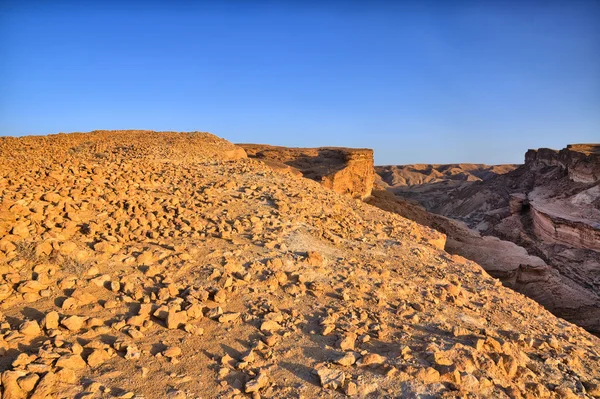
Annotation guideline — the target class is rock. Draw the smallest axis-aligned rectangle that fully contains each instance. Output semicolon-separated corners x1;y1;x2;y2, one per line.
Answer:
206;307;223;319
163;346;182;358
19;320;41;337
338;332;357;351
415;367;440;384
432;351;453;366
260;320;282;333
12;222;30;238
28;371;56;399
58;241;77;255
357;353;385;367
87;349;111;367
61;315;86;331
245;371;269;393
94;241;121;254
0;284;14;301
2;370;28;399
213;289;227;304
35;241;53;257
344;381;358;396
17;281;47;294
166;310;188;329
124;345;141;360
0;239;17;253
335;351;361;366
218;312;240;323
17;373;39;392
12;353;34;368
306;251;324;267
137;251;154;265
317;367;345;390
55;354;87;370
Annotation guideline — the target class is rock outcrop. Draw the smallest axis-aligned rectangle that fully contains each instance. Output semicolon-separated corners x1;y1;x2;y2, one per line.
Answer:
366;188;600;333
240;144;375;199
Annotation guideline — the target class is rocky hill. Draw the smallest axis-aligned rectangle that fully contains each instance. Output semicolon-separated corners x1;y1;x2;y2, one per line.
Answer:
0;131;599;399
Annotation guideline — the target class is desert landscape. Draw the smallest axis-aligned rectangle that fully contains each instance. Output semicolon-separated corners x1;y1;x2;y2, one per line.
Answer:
0;130;598;399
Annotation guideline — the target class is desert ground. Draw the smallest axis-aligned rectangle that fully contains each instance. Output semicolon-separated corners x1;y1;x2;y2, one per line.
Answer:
0;131;599;399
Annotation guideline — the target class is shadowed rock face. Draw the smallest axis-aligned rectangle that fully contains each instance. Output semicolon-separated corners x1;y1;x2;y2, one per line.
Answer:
376;144;600;335
239;144;375;200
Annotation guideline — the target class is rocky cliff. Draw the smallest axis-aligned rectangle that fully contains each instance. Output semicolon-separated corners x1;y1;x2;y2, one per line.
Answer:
239;144;375;200
529;202;600;251
525;144;600;183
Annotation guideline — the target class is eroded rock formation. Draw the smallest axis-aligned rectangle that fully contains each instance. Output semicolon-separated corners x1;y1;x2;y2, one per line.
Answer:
240;144;375;200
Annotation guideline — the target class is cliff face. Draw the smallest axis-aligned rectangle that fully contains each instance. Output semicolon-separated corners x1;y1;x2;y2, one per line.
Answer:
525;144;600;183
239;144;375;200
529;203;600;251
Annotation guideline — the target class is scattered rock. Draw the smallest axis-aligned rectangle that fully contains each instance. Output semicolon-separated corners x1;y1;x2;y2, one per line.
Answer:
317;367;345;390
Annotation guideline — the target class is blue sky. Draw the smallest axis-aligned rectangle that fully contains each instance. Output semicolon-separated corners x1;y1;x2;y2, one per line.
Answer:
1;0;598;164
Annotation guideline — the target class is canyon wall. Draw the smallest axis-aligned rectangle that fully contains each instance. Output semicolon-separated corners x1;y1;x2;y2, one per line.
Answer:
529;203;600;251
525;144;600;183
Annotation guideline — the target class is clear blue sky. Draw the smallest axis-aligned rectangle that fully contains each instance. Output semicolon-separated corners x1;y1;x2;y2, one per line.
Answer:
1;0;598;164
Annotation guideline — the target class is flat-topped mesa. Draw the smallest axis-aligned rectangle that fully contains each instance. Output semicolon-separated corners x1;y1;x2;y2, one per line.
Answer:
239;144;375;200
525;143;600;183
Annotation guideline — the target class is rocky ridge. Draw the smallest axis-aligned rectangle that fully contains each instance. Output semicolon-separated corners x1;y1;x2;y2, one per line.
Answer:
377;164;519;187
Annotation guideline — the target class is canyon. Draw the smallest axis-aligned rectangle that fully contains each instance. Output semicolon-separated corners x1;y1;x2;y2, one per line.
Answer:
0;131;598;399
245;142;600;336
375;145;600;335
